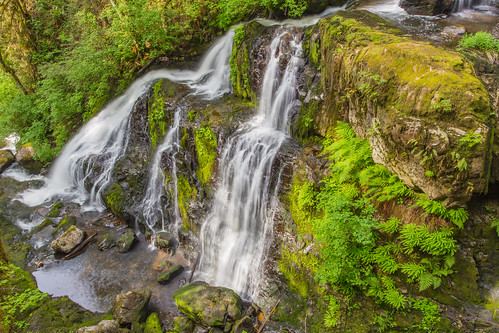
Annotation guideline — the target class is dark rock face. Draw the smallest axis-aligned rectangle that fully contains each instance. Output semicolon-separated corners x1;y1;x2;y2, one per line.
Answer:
112;289;152;325
173;281;244;328
0;150;15;174
399;0;455;15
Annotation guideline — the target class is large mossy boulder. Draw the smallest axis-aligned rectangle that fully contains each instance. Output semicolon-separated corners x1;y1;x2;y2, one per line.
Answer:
0;149;15;174
50;225;85;254
112;289;152;326
173;281;243;328
309;11;494;206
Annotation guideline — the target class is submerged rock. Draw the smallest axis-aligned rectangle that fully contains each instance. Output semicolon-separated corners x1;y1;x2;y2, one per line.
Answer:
0;150;15;174
112;289;152;326
173;281;243;328
15;143;43;174
157;264;184;284
50;225;85;254
97;233;116;251
117;229;138;253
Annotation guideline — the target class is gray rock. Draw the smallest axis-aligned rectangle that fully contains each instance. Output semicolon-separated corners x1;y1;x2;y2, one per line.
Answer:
399;0;454;15
157;264;184;284
112;289;152;325
76;320;122;333
173;281;243;328
15;143;43;174
50;225;85;254
97;233;116;251
117;229;138;253
155;231;175;252
231;316;256;333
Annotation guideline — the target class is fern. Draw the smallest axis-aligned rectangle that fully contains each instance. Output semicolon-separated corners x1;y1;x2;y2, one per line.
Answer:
373;246;399;274
379;217;401;234
419;228;457;256
324;296;341;328
399;224;428;253
418;272;441;291
383;289;407;309
401;262;426;280
445;208;468;228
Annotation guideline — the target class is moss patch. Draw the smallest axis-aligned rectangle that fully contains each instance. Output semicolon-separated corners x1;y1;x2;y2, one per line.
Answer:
103;183;126;218
177;174;197;231
148;80;168;148
194;126;217;185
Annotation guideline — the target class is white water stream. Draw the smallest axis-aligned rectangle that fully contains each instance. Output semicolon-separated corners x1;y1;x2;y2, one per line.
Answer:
196;31;303;298
17;30;235;211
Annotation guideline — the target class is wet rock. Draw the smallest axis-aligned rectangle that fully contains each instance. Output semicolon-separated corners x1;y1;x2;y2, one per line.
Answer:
76;320;122;333
15;143;43;174
442;25;466;37
31;217;56;235
208;328;223;333
0;150;15;174
155;231;175;251
117;229;138;253
399;0;454;15
157;264;184;284
230;316;256;333
97;233;116;251
144;312;162;333
173;281;243;328
52;216;76;236
50;225;85;254
112;289;152;326
173;316;194;332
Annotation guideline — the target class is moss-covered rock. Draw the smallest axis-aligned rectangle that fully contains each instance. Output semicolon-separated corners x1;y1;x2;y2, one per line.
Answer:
117;229;138;253
230;316;256;333
31;217;56;235
112;289;151;326
194;126;217;185
104;183;127;220
97;233;116;251
157;264;184;285
172;316;193;332
52;215;76;236
0;149;15;174
50;225;85;254
315;11;494;205
173;281;243;328
144;312;162;333
15;143;44;174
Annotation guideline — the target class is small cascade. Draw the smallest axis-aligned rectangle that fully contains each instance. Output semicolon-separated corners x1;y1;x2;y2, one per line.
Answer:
17;30;235;210
141;108;182;232
196;30;303;299
452;0;475;12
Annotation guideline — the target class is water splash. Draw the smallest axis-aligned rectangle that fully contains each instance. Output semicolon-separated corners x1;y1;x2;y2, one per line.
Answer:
17;30;235;209
141;108;182;232
196;30;303;299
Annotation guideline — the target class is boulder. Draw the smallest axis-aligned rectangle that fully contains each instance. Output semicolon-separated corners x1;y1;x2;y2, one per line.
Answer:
173;281;243;328
173;316;194;332
15;143;43;173
399;0;454;15
117;229;138;253
0;150;15;174
50;225;85;254
155;232;175;252
112;289;151;325
76;320;122;333
230;316;256;333
97;233;116;251
144;312;162;333
157;264;184;284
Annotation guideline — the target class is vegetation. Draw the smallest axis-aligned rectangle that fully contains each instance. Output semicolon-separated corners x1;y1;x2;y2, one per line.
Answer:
458;31;499;52
287;122;463;329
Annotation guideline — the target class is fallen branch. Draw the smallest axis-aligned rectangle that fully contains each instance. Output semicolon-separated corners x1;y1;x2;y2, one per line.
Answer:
63;232;97;260
188;252;200;283
257;299;281;333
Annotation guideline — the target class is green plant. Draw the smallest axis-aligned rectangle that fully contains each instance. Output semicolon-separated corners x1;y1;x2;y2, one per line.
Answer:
459;130;482;148
323;296;341;328
371;313;396;332
430;99;452;112
411;298;441;331
458;31;499;52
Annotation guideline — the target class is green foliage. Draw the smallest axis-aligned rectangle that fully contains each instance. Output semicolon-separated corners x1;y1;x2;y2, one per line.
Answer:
148;81;166;148
323;296;340;328
194;126;217;184
411;298;441;331
458;31;499;52
430;99;452;112
379;217;401;234
459;130;482;148
370;313;396;332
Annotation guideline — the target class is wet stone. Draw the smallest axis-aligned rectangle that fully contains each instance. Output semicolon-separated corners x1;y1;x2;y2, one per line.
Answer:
173;316;194;332
76;320;121;333
50;225;85;254
0;150;15;174
112;289;152;326
230;316;256;333
117;229;138;253
97;233;116;251
155;231;175;252
144;312;162;333
157;264;184;284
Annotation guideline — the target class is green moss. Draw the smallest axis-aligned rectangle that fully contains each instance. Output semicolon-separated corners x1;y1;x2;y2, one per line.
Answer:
176;175;197;231
144;312;162;333
194;126;217;185
0;230;7;263
230;25;255;101
104;183;126;218
52;216;76;236
148;80;167;148
31;217;56;235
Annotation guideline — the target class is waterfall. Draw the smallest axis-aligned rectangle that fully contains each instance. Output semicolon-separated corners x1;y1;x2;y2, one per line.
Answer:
17;30;235;210
196;30;303;299
452;0;475;11
141;108;182;232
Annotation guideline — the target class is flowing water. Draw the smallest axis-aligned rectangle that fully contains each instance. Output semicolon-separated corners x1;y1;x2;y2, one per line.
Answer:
196;30;303;299
141;109;182;232
17;30;235;211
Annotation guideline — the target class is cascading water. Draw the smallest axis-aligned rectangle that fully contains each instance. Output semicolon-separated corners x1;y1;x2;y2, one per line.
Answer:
17;30;235;211
141;108;182;232
196;30;303;299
